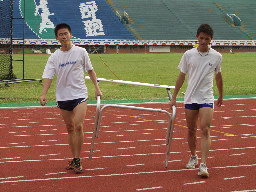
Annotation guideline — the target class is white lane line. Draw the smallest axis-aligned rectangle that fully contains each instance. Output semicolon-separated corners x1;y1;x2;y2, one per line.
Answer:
117;147;136;150
0;176;24;180
45;172;67;176
41;140;58;143
184;181;206;185
240;124;255;127
112;122;127;124
224;176;245;180
136;186;163;191
168;160;182;163
13;126;30;128
40;153;61;157
229;153;246;156
231;189;256;192
86;168;107;171
126;164;144;167
1;164;256;184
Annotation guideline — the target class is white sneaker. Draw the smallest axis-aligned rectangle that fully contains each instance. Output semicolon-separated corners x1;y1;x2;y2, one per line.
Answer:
186;155;198;169
198;163;209;178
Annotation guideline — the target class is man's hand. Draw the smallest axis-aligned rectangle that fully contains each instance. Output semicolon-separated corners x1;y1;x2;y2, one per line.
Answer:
40;95;47;106
95;90;103;99
216;97;223;107
169;98;176;110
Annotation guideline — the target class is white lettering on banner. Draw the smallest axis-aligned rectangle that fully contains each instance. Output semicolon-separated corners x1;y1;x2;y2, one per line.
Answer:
79;1;105;37
34;0;55;34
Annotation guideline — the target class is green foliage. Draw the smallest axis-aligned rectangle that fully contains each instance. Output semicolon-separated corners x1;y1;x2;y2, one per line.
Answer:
0;53;255;104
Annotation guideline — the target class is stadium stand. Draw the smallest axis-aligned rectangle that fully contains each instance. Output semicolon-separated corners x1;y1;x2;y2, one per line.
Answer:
11;0;135;40
110;0;256;40
1;0;256;43
217;1;256;40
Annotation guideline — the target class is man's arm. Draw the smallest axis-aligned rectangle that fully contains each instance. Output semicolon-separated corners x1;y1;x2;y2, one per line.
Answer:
215;72;223;107
88;69;102;98
170;72;186;107
40;78;53;106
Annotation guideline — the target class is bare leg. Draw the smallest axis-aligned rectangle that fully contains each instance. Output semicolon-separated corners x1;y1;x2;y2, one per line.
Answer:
185;109;199;156
199;107;213;164
60;102;87;158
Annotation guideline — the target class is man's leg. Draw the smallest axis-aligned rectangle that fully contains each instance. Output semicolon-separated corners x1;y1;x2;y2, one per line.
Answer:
199;107;213;164
60;101;87;159
185;109;199;156
72;101;87;158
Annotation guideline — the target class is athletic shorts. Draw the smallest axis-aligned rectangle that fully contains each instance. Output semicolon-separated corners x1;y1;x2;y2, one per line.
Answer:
185;103;214;110
57;98;87;111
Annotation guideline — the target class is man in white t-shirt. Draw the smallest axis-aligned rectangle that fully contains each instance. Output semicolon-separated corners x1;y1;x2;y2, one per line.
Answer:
40;23;102;174
170;24;223;178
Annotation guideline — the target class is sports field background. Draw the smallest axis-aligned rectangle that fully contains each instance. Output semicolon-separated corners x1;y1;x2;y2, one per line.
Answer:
0;53;255;105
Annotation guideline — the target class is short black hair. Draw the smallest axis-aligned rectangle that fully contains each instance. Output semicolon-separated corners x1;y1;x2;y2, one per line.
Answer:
54;23;72;36
197;24;214;38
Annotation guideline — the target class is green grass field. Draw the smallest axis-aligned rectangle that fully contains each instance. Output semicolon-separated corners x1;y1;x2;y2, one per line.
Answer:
0;53;255;104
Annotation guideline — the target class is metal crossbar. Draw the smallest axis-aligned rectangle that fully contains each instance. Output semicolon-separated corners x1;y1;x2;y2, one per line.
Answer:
85;76;175;101
89;96;176;168
85;76;175;89
0;79;42;86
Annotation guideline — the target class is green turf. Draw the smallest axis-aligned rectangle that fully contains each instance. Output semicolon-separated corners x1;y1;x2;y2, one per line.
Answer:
0;53;255;104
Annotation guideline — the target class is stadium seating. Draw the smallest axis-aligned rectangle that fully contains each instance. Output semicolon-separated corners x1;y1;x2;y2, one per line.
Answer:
4;0;256;40
110;0;256;40
219;1;256;40
11;0;135;40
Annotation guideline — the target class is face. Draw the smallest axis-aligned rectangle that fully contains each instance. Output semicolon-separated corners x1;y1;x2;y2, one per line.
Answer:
196;32;212;51
55;28;72;46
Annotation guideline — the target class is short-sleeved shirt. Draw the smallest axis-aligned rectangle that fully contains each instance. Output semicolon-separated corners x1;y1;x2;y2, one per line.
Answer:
178;48;222;104
42;45;93;101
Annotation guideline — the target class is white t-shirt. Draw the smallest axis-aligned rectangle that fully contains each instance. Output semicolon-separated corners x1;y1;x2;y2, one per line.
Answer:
178;48;222;104
42;45;93;101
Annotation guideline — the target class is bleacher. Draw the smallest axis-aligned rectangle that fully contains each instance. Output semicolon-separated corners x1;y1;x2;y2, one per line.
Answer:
218;0;256;40
3;0;256;42
11;0;135;40
162;0;247;40
110;0;256;40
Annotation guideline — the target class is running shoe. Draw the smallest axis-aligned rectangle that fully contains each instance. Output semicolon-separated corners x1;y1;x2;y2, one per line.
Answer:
66;158;83;173
73;158;83;174
186;155;198;169
198;163;209;178
66;159;76;170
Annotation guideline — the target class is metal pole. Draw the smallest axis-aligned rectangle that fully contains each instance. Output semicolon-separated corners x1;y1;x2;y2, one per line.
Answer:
166;88;172;101
23;0;25;79
10;0;13;78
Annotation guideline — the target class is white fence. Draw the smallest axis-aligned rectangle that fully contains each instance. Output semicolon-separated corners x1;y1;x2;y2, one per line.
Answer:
1;38;256;46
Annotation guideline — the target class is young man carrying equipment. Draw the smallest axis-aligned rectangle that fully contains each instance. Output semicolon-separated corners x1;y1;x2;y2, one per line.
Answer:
169;24;223;178
40;23;102;173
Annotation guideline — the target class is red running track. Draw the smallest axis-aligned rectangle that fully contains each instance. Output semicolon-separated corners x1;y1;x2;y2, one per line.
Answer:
0;98;256;192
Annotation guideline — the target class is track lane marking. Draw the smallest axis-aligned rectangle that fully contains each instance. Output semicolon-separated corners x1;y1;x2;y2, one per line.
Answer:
1;164;256;184
136;186;163;191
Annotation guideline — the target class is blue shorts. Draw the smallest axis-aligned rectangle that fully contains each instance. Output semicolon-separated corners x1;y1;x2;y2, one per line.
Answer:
185;103;214;110
57;98;87;111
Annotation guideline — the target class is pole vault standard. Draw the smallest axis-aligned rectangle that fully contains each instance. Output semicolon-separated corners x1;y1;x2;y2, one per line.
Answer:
85;77;176;168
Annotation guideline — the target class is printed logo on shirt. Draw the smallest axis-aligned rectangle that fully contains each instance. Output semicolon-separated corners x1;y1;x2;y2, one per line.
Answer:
59;61;77;68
